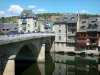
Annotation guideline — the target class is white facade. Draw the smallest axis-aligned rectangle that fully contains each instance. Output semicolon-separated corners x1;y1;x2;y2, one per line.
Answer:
37;21;45;32
18;18;37;33
18;10;38;33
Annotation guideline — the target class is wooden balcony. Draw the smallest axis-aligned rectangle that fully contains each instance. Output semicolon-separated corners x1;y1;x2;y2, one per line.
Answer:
68;27;76;29
76;36;86;39
76;36;98;39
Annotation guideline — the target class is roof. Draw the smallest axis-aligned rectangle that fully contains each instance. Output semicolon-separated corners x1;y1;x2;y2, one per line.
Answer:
6;31;19;35
0;24;17;29
20;10;37;19
54;13;78;24
78;17;100;32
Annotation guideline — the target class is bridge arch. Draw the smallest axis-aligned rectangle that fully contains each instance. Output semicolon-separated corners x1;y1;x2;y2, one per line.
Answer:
15;44;41;75
15;43;39;62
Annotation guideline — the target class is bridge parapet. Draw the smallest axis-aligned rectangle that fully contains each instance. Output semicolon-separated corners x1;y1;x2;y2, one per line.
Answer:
0;33;55;45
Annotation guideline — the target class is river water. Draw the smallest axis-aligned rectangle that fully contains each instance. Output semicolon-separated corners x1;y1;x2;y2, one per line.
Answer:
15;53;100;75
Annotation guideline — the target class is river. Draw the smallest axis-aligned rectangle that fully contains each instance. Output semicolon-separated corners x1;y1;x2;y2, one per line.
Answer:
15;53;100;75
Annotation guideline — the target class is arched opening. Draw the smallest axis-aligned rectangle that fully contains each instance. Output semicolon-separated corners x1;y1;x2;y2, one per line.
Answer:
45;40;51;53
15;45;35;61
44;37;55;53
15;45;41;75
44;38;55;75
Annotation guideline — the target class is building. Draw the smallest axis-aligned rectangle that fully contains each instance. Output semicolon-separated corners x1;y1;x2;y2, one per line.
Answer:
0;24;18;35
18;10;38;33
54;13;78;52
76;17;100;55
37;20;45;32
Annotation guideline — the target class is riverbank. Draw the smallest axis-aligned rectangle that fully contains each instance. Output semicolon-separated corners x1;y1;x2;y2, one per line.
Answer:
55;51;100;57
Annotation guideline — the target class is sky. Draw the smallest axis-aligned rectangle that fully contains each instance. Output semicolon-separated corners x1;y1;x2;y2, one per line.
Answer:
0;0;100;17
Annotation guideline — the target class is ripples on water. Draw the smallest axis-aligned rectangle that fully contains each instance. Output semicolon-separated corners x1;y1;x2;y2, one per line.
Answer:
15;53;100;75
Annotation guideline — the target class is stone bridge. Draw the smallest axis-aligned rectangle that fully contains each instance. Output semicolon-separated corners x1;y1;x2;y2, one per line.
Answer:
0;33;55;75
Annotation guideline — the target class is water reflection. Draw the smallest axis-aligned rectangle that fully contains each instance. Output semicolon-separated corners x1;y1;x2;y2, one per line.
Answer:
15;53;100;75
53;54;100;75
15;53;55;75
15;60;41;75
45;53;55;75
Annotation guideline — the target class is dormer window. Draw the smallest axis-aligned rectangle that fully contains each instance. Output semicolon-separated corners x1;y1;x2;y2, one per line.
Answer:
92;24;98;29
96;19;98;21
15;28;17;29
92;21;96;23
71;17;75;20
80;26;85;29
82;21;86;24
2;29;6;31
63;17;67;20
87;24;92;29
7;29;10;31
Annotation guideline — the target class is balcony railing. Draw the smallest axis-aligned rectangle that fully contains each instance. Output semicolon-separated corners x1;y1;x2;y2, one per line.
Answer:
67;40;75;43
67;32;76;36
76;36;98;39
68;27;76;29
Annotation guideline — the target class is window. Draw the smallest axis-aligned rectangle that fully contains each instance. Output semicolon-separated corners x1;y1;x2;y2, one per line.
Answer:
92;21;96;23
59;30;61;33
28;24;30;27
92;24;98;29
15;28;17;29
71;17;75;20
82;21;86;24
80;26;85;29
7;29;10;31
59;36;61;40
35;23;37;27
87;24;92;29
62;44;63;46
28;30;30;33
87;47;96;50
63;17;67;20
96;19;98;21
59;24;61;27
2;29;5;31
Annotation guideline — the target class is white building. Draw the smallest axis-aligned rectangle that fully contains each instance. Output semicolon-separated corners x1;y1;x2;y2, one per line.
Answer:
18;10;38;33
37;20;45;32
54;13;78;52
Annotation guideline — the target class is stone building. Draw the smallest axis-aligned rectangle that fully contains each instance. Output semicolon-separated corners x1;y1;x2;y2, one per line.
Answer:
54;13;78;52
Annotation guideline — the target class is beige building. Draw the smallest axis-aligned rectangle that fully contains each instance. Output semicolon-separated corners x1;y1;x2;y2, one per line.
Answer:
18;10;38;33
54;13;78;52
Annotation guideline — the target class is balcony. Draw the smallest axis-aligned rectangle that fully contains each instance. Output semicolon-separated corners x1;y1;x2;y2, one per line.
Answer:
67;40;75;43
67;32;76;36
68;27;76;30
76;36;86;39
22;19;27;24
76;36;98;39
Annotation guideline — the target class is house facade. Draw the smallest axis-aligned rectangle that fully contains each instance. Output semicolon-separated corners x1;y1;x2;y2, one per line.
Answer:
76;17;100;55
54;13;78;52
18;10;38;33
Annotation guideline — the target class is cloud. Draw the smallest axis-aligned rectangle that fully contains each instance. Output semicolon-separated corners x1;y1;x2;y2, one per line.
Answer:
0;11;5;15
36;9;48;13
8;5;24;15
28;5;36;8
0;11;5;17
79;10;88;13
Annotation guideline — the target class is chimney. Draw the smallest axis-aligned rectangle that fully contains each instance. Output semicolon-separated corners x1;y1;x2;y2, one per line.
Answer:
77;13;80;31
77;13;80;20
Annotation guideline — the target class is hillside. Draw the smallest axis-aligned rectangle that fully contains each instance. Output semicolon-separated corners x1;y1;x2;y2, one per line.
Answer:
0;13;100;24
